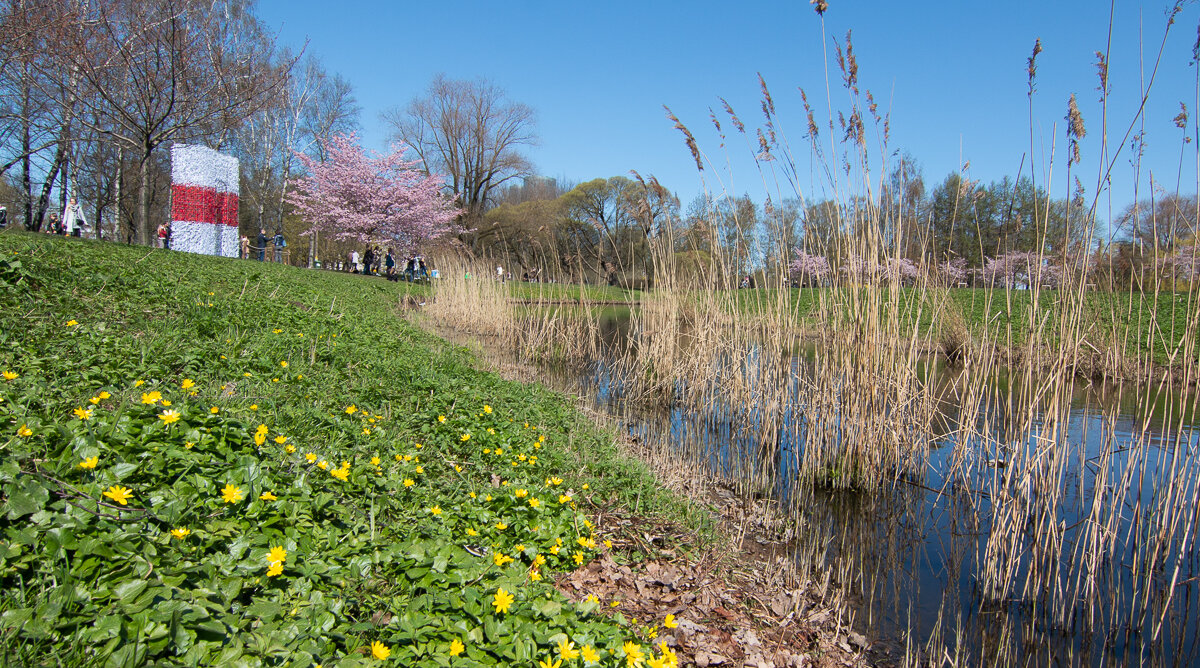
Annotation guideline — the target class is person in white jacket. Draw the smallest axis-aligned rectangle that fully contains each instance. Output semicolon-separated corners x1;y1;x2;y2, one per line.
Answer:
62;197;90;237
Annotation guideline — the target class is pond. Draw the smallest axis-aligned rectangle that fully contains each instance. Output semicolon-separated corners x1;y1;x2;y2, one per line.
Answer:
471;304;1200;665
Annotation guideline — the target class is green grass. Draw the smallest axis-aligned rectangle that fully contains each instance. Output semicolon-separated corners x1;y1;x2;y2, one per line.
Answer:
0;232;700;667
715;286;1199;368
503;281;641;304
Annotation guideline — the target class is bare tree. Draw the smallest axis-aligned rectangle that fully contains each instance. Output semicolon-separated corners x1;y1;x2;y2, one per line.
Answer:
383;75;536;246
234;53;359;265
52;0;290;244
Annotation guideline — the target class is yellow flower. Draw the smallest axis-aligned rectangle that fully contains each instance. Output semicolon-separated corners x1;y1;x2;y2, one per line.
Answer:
492;552;512;566
622;641;644;666
529;498;541;508
345;404;357;414
403;478;415;487
317;460;328;470
170;527;191;539
370;456;380;465
185;441;195;449
98;391;111;400
573;551;584;565
279;360;288;368
371;641;391;660
306;453;317;462
530;568;542;581
558;494;571;504
17;424;33;437
221;484;244;503
103;485;133;505
66;319;78;327
141;391;162;405
243;372;251;377
134;379;144;387
330;467;349;481
73;407;93;421
495;522;507;531
266;561;283;577
455;465;462;472
483;404;492;414
362;428;371;435
159;409;181;424
558;639;581;661
78;456;99;469
658;643;677;666
267;545;287;563
449;638;465;656
414;466;424;474
581;645;600;663
460;433;471;441
429;505;442;515
260;491;277;501
89;396;101;405
1;371;17;380
181;379;195;389
466;527;479;536
161;400;172;407
285;444;296;453
274;435;287;444
249;404;258;410
515;488;528;498
492;588;514;614
584;593;598;604
209;406;219;414
534;554;547;567
272;328;282;334
538;658;562;668
437;415;446;423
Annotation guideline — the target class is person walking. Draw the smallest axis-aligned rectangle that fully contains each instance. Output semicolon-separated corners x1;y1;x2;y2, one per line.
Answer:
273;230;286;263
385;248;397;281
156;223;169;248
63;197;89;237
362;246;374;276
240;235;250;259
255;228;268;261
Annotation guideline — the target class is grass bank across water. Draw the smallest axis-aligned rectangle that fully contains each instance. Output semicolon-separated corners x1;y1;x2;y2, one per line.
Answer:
0;233;764;667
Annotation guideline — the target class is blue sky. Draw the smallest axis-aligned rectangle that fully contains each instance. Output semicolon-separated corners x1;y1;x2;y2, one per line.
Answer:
256;1;1199;229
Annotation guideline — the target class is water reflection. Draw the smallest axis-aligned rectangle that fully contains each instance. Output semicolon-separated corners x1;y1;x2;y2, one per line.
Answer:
517;306;1200;665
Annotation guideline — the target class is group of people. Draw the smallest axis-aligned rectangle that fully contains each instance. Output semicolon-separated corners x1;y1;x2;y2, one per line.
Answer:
239;228;287;261
43;198;92;238
348;247;430;282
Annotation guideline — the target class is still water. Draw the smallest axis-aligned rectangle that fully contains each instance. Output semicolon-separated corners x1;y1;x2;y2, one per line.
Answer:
499;307;1199;665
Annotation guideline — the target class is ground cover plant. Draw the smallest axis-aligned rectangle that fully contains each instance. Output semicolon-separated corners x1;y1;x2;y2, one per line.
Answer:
0;232;696;667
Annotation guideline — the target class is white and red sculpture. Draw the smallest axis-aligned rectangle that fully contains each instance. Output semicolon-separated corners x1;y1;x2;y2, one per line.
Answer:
170;144;240;257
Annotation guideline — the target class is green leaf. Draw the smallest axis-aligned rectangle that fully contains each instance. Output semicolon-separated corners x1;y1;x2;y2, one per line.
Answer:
113;579;148;604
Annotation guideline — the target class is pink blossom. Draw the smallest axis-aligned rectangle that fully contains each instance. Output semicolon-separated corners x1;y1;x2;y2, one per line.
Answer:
789;248;831;283
287;133;457;252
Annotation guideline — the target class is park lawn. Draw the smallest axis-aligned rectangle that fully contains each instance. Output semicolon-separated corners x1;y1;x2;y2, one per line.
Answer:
0;233;697;667
719;286;1198;369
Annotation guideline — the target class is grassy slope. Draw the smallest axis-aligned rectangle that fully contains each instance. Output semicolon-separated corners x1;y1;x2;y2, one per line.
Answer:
0;233;702;667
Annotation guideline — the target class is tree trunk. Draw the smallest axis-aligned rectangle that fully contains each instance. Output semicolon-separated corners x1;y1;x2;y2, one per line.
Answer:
139;149;152;246
34;147;65;227
21;118;33;231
